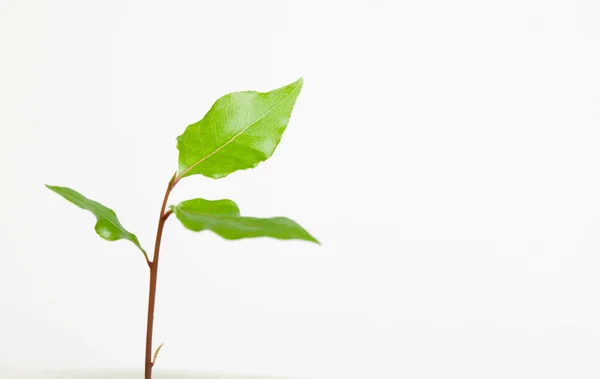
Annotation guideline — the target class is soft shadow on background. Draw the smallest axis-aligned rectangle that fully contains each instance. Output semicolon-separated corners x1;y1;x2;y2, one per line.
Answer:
0;370;297;379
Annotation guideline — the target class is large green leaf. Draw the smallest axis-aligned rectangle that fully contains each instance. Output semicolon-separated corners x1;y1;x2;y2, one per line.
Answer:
171;198;319;243
176;78;304;179
45;185;146;252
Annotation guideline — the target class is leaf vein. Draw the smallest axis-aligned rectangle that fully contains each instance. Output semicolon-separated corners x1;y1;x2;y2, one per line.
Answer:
177;82;301;179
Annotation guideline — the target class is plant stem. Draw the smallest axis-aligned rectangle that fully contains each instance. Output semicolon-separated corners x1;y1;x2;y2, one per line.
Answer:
145;174;176;379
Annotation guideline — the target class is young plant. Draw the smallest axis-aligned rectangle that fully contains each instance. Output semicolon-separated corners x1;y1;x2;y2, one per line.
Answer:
45;78;318;379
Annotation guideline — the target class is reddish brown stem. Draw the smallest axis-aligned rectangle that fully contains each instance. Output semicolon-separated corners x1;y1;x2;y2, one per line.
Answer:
145;173;176;379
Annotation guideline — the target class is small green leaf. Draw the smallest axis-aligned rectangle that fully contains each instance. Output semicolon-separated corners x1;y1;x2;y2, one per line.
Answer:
176;78;304;180
152;342;164;366
45;185;146;253
171;198;319;244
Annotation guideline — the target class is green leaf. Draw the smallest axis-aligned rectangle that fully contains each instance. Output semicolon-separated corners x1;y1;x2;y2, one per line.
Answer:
45;185;146;253
171;198;319;244
176;78;304;180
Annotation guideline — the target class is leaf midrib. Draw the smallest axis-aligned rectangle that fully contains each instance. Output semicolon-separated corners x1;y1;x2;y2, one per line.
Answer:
178;208;241;221
72;195;126;234
177;82;302;179
178;208;280;236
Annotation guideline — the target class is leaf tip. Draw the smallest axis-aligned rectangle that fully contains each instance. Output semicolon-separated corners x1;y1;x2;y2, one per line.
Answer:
301;227;320;245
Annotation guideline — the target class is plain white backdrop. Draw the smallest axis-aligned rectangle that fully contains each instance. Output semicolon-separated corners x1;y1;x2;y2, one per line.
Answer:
2;0;600;378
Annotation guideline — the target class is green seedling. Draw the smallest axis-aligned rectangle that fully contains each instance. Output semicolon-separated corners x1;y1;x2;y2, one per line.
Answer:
46;78;318;379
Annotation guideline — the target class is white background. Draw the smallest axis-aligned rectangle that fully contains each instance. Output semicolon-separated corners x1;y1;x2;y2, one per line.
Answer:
2;1;600;378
